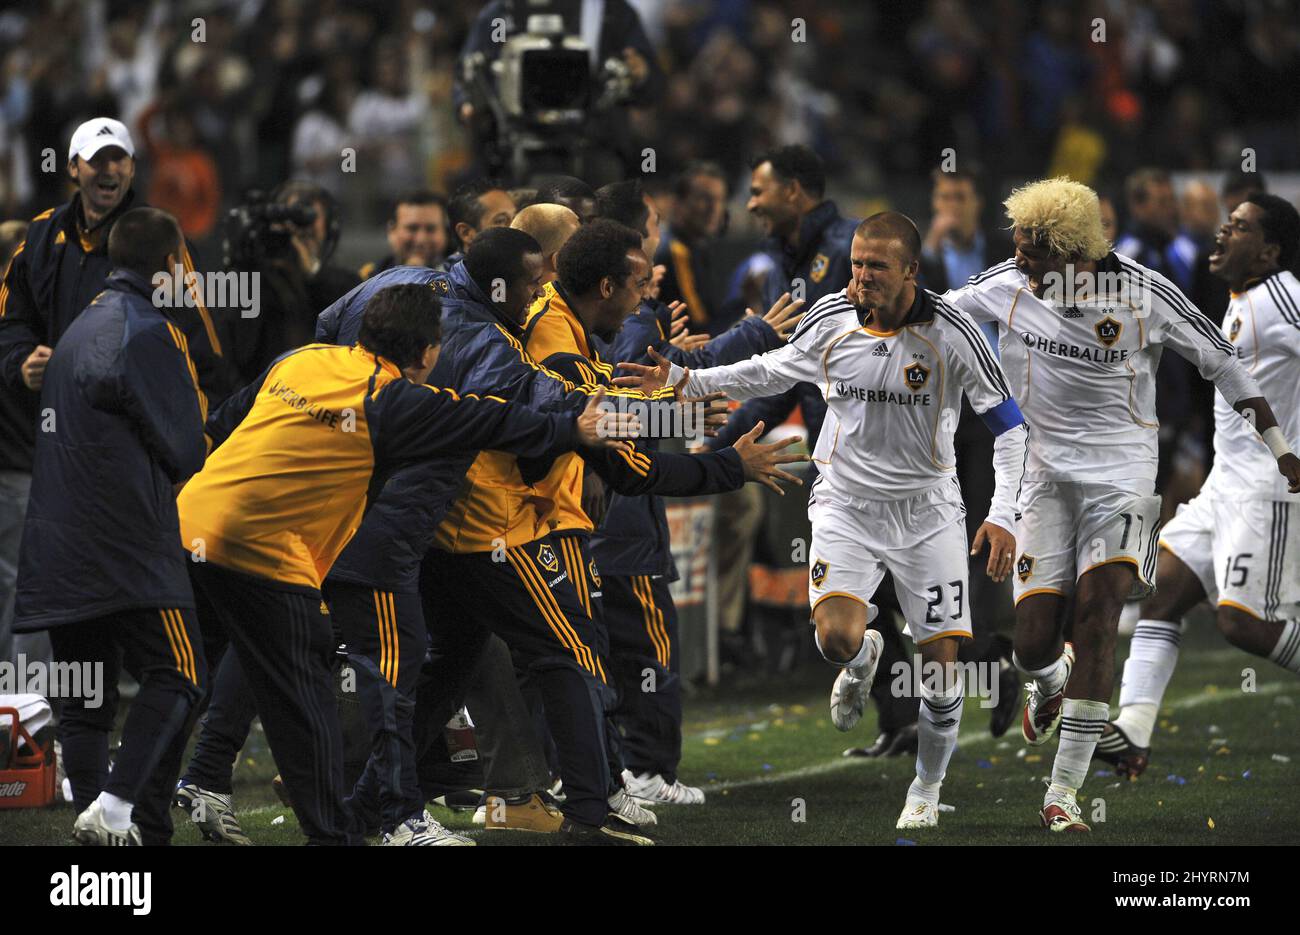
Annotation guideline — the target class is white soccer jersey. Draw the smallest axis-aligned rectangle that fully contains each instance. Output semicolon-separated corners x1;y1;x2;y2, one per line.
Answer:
668;287;1027;530
944;254;1262;483
1204;270;1300;501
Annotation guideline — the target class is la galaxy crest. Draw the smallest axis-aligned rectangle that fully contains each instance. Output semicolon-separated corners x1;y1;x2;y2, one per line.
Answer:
1229;316;1242;342
1016;553;1035;583
537;543;559;573
588;559;602;589
903;360;930;390
810;253;830;283
1094;316;1122;347
810;558;829;588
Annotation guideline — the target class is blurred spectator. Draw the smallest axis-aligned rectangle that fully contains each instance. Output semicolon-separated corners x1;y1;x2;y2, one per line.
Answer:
291;74;356;201
137;100;221;239
1180;179;1219;250
360;190;450;280
1098;193;1119;245
349;38;430;207
655;161;730;333
1115;167;1197;291
918;166;1003;294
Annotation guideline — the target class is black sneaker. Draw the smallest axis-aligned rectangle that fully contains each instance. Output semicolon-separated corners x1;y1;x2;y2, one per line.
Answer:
989;662;1021;738
559;813;654;846
842;723;918;758
1093;722;1150;778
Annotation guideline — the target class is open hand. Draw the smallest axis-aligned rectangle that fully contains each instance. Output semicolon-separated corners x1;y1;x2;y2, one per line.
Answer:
732;421;808;494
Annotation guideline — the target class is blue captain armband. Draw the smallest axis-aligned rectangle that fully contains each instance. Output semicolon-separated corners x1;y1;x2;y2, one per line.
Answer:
980;398;1025;435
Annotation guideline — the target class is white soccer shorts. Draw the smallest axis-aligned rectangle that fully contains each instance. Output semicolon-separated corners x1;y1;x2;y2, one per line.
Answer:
807;477;973;645
1013;479;1162;604
1158;493;1299;620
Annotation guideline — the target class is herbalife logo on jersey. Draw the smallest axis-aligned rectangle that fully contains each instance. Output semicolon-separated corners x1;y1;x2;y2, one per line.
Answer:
871;342;891;358
50;866;151;915
1040;264;1154;318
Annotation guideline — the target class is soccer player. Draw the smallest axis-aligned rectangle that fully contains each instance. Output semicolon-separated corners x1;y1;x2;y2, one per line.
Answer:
1099;193;1300;776
12;208;208;845
619;212;1029;828
554;182;800;805
942;178;1300;831
176;284;631;845
427;220;804;842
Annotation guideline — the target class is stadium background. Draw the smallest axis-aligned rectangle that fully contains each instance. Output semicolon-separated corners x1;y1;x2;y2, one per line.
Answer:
1;0;1299;849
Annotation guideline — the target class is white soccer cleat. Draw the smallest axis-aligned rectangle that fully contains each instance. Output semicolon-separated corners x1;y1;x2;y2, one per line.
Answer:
1022;642;1075;746
382;811;475;845
624;771;706;805
830;630;884;732
608;787;658;827
1040;791;1089;833
896;797;939;830
73;800;141;846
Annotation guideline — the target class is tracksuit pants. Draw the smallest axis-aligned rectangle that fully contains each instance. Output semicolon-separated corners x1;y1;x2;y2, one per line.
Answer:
47;607;205;845
603;572;684;782
551;531;627;792
189;561;356;845
325;580;427;835
422;538;611;827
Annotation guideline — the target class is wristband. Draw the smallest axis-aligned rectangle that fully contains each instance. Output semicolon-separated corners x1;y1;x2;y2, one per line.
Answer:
1262;426;1294;460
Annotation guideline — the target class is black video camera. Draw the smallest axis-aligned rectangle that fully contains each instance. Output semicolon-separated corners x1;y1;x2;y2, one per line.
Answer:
222;191;319;270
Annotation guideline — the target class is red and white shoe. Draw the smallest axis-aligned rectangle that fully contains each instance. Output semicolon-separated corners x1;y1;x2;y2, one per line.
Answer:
1021;642;1075;746
1040;791;1090;833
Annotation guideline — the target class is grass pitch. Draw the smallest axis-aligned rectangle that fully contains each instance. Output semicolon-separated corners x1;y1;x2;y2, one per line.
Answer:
3;622;1297;846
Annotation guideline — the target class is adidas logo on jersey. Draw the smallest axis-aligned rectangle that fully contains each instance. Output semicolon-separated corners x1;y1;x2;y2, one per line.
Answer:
871;342;891;357
1061;306;1084;319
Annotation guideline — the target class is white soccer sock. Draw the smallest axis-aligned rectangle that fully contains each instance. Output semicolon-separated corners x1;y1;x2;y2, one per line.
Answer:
1048;699;1109;798
1013;649;1067;696
1113;618;1182;747
1269;619;1300;674
907;775;942;807
815;627;874;675
96;791;134;830
915;676;964;787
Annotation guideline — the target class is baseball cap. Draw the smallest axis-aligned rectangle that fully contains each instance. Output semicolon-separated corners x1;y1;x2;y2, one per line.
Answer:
67;117;136;163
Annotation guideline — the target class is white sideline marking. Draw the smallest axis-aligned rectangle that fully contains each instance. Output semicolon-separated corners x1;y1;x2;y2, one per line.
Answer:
709;680;1298;791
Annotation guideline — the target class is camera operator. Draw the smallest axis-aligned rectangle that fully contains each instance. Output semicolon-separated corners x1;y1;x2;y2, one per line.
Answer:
455;0;664;185
221;180;361;387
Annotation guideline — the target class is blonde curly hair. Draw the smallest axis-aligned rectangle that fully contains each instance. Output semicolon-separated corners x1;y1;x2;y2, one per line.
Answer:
1003;177;1111;261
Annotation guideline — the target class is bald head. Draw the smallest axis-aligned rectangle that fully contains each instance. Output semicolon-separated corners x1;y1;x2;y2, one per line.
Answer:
511;203;581;282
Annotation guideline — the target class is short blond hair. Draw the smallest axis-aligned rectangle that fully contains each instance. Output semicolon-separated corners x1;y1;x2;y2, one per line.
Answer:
1003;177;1110;261
511;204;580;259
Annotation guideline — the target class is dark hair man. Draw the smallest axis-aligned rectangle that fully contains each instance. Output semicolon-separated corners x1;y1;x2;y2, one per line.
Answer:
361;190;450;279
176;283;630;845
0;120;227;677
1101;193;1300;779
535;176;599;224
523;218;806;819
13;207;209;846
447;178;517;257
